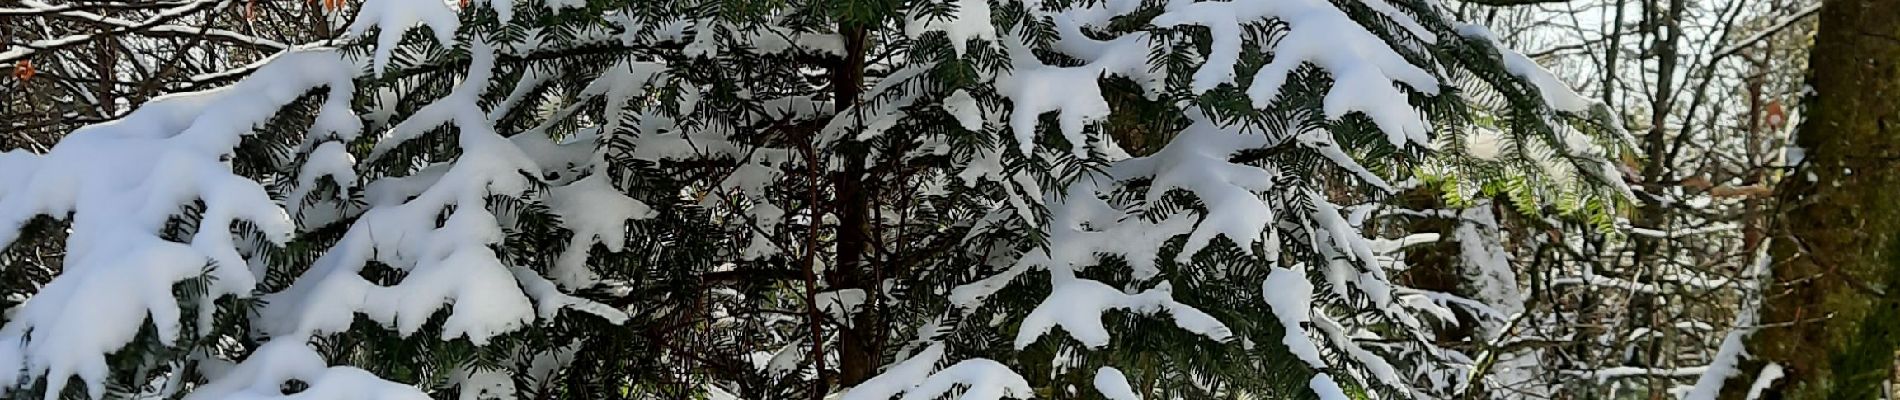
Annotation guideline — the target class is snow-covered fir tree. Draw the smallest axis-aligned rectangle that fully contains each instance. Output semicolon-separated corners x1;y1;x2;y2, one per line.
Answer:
0;0;1631;398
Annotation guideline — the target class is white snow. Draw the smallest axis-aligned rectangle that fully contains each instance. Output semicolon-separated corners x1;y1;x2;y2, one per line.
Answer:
453;368;516;400
841;343;1032;400
0;48;356;400
545;173;655;288
1015;279;1233;349
1298;129;1393;192
826;64;932;142
347;0;460;76
184;341;428;400
1685;246;1773;400
287;141;359;227
1093;367;1140;400
1460;24;1596;114
906;0;996;56
1745;363;1783;400
942;90;984;132
1314;313;1410;393
1309;374;1350;400
1154;0;1440;146
261;42;555;347
902;359;1034;400
578;60;670;137
994;41;1113;157
840;343;945;400
1456;204;1524;319
1263;266;1325;367
513;267;631;323
1117;116;1280;261
0;0;1633;398
817;288;870;324
1464;126;1507;160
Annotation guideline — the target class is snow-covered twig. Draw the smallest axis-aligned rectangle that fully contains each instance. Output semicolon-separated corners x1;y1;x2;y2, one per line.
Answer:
1713;4;1821;59
0;0;224;65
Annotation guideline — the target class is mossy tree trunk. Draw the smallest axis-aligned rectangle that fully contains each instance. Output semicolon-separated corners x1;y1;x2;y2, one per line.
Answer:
1736;0;1900;397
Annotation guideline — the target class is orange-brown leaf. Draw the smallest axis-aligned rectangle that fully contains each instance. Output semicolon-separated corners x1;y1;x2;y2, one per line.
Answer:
13;60;34;82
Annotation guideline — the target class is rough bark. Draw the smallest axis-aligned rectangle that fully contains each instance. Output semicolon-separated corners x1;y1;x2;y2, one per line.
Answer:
1631;0;1688;393
1737;0;1900;397
829;22;881;388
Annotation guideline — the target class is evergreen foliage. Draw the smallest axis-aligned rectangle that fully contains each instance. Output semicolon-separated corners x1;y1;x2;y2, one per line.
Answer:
0;0;1627;399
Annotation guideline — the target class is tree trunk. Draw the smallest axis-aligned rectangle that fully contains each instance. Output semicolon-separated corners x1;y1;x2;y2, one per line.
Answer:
1631;0;1686;393
829;22;882;388
1738;0;1900;397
